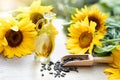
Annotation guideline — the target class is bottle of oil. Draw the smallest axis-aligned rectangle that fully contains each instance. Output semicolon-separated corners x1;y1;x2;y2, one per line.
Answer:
34;12;58;63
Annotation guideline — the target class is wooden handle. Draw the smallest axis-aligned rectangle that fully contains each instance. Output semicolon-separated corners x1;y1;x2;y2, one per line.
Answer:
93;57;113;63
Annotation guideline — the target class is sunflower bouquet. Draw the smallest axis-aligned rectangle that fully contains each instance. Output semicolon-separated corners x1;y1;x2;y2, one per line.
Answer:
65;5;108;55
64;4;120;80
0;0;57;59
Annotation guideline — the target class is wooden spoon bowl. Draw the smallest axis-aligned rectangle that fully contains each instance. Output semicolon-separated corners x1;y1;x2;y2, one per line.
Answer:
61;54;113;67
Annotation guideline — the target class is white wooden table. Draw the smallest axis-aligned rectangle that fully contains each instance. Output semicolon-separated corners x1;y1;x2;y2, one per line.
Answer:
0;13;108;80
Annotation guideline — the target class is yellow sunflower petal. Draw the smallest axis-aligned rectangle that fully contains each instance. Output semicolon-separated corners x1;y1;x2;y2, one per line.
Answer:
78;48;88;54
18;18;35;31
15;46;32;57
30;0;41;11
82;17;89;26
66;43;79;49
110;47;120;68
4;47;14;58
14;51;22;57
7;17;17;26
116;45;120;50
22;39;35;50
23;31;37;38
94;35;102;47
0;45;3;53
1;37;8;46
89;21;96;32
88;43;94;54
104;68;120;80
66;38;79;44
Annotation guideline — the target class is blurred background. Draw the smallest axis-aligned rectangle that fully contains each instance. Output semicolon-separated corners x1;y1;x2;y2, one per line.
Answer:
0;0;97;12
0;0;120;21
0;0;33;12
41;0;99;20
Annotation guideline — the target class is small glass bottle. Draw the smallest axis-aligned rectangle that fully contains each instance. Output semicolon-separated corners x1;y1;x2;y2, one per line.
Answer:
34;12;57;64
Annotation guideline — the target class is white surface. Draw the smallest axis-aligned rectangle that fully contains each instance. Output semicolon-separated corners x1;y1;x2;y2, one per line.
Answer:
0;14;108;80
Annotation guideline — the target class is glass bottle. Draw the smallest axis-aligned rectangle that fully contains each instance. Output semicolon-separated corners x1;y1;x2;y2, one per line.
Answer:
34;12;58;64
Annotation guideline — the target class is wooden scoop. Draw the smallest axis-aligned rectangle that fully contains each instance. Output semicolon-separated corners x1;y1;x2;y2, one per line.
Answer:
61;54;113;66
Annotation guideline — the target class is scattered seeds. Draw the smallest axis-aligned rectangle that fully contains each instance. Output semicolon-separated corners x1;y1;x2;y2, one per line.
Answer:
39;60;79;78
41;74;44;77
40;69;43;72
47;67;51;71
49;72;53;75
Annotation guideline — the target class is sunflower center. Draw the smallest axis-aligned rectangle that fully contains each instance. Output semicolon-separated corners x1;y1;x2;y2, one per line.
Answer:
37;21;43;29
79;31;93;48
88;16;100;30
30;13;43;29
5;30;23;47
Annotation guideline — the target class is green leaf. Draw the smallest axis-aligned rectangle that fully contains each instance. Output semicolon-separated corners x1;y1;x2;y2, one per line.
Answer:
113;6;120;16
96;52;111;57
94;45;116;56
94;45;116;53
100;0;120;8
94;18;120;56
96;3;111;13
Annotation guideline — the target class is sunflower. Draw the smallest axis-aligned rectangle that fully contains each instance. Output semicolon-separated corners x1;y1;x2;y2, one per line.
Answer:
71;5;108;39
0;19;8;53
110;45;120;68
104;68;120;80
0;40;4;53
66;17;102;54
104;45;120;80
16;0;53;29
0;18;37;58
0;35;7;53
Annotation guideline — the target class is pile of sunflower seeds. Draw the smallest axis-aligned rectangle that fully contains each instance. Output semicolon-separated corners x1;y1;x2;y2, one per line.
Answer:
40;58;80;78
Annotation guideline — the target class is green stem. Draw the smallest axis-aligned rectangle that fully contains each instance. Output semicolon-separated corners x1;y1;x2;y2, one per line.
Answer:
102;38;120;43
